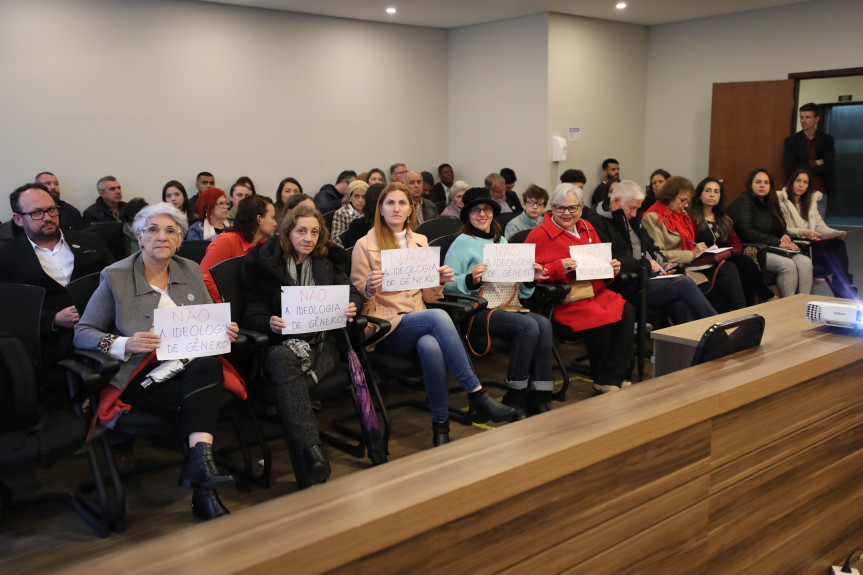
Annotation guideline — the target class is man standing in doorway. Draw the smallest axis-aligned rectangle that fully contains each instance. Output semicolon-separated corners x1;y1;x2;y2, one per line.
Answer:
784;102;835;217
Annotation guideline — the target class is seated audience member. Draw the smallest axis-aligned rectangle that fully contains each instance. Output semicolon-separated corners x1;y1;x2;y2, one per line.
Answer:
340;184;383;249
642;168;670;212
241;205;362;488
527;184;633;394
331;180;367;247
444;188;553;414
235;176;257;195
590;158;619;208
365;168;386;186
504;184;548;238
560;168;587;189
120;198;149;255
586;180;717;324
162;180;194;224
777;168;854;298
74;202;241;521
315;170;357;214
406;170;438;224
643;176;746;313
200;195;276;302
439;181;470;220
485;172;522;214
689;177;776;305
500;167;518;192
226;182;252;222
421;171;435;197
390;163;407;184
83;175;126;225
729;168;813;298
429;163;454;208
35;171;84;230
187;187;231;241
274;177;303;221
0;183;114;365
286;193;316;212
352;182;523;446
187;171;215;218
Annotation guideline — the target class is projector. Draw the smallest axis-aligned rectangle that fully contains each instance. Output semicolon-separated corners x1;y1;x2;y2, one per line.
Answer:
805;300;863;329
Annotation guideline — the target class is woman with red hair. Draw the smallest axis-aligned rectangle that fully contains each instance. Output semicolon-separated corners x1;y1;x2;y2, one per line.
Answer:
187;187;231;241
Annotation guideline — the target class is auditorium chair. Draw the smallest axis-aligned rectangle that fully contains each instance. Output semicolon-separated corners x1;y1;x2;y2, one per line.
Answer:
690;313;765;366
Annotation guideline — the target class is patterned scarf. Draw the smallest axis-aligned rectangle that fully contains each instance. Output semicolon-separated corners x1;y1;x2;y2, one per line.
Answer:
645;201;696;248
282;255;321;382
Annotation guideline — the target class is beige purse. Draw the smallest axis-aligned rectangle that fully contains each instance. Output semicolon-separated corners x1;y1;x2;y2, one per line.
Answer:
561;279;595;304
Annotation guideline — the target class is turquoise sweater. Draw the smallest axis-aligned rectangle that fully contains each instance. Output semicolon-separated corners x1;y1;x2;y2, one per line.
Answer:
443;233;534;300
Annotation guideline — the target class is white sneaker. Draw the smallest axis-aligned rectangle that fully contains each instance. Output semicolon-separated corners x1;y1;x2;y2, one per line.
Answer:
592;383;621;394
620;380;633;388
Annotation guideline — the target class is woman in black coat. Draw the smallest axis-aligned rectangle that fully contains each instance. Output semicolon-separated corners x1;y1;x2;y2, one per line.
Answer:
242;204;363;489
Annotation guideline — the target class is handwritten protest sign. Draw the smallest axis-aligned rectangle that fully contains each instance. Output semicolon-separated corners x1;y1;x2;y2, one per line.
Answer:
154;303;231;360
280;285;349;334
569;242;614;280
482;243;535;282
380;246;441;292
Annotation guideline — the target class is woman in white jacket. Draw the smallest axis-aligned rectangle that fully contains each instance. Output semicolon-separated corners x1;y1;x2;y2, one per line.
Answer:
778;168;855;298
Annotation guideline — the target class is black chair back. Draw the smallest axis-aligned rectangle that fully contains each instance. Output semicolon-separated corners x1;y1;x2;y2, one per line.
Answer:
322;210;336;231
429;234;459;263
691;314;766;366
507;229;532;243
67;272;101;316
83;222;127;262
210;256;247;321
176;240;211;264
415;218;462;242
0;283;45;365
495;212;518;230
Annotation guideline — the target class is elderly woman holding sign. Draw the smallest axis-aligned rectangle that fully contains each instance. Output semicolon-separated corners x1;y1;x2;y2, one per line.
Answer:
74;203;241;521
526;184;634;394
351;182;523;448
242;204;362;488
443;188;554;415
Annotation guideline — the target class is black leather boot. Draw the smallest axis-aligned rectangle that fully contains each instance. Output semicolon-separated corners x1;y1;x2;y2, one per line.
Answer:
191;487;230;521
432;420;450;447
180;442;235;489
501;388;528;410
299;445;331;489
527;390;552;416
469;389;525;423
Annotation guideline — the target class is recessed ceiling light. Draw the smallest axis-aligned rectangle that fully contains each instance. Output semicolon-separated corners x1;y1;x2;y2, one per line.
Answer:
616;2;627;8
386;7;397;15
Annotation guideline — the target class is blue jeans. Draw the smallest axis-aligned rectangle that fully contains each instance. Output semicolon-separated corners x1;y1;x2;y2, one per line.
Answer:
470;310;554;390
375;308;482;422
646;275;717;324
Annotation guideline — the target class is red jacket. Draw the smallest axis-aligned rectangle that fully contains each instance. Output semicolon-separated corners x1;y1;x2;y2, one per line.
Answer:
527;212;625;332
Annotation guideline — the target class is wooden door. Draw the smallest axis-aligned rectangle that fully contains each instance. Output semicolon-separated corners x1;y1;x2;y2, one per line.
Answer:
708;80;795;203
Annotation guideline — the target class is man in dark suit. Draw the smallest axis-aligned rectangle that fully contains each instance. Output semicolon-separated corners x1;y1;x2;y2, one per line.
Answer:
429;163;454;210
406;170;438;224
83;175;126;225
0;184;114;365
784;102;835;215
35;171;85;230
484;172;522;214
590;158;619;208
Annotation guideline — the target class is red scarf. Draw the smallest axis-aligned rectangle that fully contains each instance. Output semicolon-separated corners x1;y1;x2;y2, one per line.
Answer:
645;201;696;248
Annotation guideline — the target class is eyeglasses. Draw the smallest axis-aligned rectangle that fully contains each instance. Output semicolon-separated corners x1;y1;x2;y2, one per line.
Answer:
552;204;582;214
17;206;59;220
143;225;180;239
470;206;494;216
215;199;233;209
525;200;546;208
674;195;691;206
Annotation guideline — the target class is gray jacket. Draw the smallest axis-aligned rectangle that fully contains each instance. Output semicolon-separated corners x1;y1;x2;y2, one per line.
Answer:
74;252;214;391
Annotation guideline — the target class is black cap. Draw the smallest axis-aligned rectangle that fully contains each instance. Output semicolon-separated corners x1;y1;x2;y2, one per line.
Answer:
459;187;501;224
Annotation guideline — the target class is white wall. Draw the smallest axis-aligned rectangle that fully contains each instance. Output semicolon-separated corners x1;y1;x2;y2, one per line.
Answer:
0;0;448;221
448;14;549;193
548;13;648;194
644;0;863;185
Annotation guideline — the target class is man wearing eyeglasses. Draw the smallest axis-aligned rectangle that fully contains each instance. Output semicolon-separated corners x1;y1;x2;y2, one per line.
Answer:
83;175;127;226
0;184;114;365
390;163;408;184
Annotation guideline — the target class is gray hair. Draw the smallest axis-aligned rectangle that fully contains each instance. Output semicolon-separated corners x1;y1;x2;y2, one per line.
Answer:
610;180;645;204
389;162;406;177
132;202;190;238
550;183;582;206
447;180;470;205
96;175;117;193
484;173;505;188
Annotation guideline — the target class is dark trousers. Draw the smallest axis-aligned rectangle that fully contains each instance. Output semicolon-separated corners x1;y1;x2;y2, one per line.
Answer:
581;302;635;387
813;238;853;296
730;254;775;305
121;356;224;437
701;261;746;313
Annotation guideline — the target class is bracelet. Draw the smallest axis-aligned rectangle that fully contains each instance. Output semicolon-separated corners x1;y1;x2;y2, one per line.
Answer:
97;333;119;355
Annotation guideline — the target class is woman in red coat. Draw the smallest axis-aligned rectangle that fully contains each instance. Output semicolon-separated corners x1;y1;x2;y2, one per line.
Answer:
526;184;634;393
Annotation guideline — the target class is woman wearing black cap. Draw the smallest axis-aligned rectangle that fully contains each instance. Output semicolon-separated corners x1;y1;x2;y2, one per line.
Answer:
444;188;554;414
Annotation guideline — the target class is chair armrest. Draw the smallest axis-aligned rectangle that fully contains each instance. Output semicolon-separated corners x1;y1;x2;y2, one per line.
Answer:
427;299;474;324
56;358;103;399
70;349;121;377
237;328;269;350
360;315;392;349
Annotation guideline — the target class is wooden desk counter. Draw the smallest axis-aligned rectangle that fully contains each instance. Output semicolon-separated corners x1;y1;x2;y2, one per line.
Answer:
651;293;844;376
62;305;863;575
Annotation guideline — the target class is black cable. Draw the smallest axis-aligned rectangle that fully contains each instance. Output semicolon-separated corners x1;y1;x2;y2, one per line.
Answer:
840;546;863;573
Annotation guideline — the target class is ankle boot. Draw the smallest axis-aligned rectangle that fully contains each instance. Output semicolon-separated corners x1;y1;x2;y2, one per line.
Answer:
501;388;528;409
527;390;552;416
299;445;331;489
191;487;230;521
180;442;235;489
432;420;450;447
469;390;525;423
